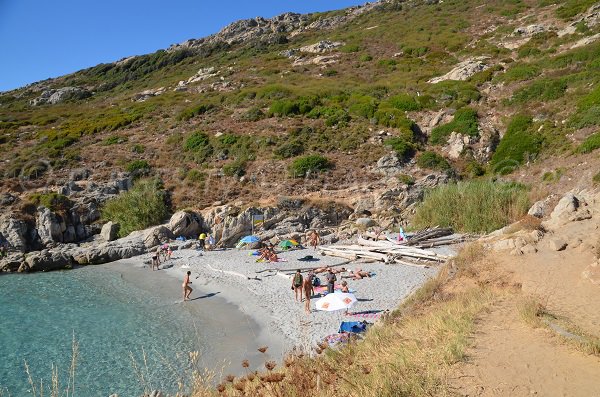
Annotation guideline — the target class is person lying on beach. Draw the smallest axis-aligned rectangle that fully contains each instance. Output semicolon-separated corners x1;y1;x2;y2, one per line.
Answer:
268;251;279;263
292;269;303;302
183;271;193;301
350;268;374;280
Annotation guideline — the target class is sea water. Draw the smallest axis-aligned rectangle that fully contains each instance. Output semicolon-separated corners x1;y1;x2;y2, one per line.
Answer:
0;266;209;397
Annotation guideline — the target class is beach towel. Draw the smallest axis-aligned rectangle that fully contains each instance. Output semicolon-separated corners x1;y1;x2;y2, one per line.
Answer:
314;285;355;294
176;236;186;241
338;321;369;334
345;311;382;319
324;332;350;346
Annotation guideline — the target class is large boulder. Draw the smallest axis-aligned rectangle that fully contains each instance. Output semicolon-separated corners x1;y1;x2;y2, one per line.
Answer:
0;252;25;272
428;57;490;83
143;226;175;249
167;211;203;237
375;153;406;175
74;239;146;265
36;207;65;245
30;87;91;106
101;222;120;242
0;215;35;252
22;249;74;272
528;199;548;218
356;218;377;228
544;193;592;229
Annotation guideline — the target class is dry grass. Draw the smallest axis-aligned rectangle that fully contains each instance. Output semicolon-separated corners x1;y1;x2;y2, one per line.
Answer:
192;243;499;397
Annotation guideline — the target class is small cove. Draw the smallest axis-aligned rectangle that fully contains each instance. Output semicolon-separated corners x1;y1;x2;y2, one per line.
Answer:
0;263;273;396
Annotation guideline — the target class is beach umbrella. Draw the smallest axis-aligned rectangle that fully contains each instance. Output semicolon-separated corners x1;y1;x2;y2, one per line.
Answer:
315;292;357;312
278;239;299;249
239;235;260;244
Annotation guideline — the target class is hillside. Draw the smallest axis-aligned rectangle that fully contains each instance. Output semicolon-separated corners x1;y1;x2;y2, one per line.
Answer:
1;0;600;257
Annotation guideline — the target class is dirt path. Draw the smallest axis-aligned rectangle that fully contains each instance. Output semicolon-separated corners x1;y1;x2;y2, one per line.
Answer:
451;297;600;396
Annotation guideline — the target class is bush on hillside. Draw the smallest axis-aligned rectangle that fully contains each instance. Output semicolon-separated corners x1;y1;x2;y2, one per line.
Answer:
577;132;600;154
125;159;151;174
28;193;72;212
184;131;213;163
102;178;169;238
500;64;540;83
242;107;265;122
413;180;530;233
177;103;214;121
347;94;378;119
570;86;600;128
490;115;542;174
386;94;422;111
373;108;416;132
384;137;416;162
274;140;305;159
430;107;479;145
510;78;567;104
417;151;451;171
307;106;350;127
222;158;248;177
289;155;332;178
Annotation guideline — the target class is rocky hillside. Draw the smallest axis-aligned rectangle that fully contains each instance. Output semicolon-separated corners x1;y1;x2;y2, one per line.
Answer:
1;0;600;270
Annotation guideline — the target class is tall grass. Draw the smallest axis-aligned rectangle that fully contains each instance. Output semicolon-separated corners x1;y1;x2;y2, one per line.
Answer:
102;178;169;237
413;180;530;233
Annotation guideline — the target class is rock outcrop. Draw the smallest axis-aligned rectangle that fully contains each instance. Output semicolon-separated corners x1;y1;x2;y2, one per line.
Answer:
100;222;120;242
428;57;490;83
167;211;204;238
30;87;91;106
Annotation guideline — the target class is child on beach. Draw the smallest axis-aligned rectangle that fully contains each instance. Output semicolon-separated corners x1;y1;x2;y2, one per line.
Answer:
183;271;193;301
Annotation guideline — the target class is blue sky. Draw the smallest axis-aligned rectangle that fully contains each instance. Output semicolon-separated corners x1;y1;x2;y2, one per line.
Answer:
0;0;366;92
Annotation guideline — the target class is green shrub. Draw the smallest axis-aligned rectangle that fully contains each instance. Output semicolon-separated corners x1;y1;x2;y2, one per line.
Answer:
308;106;350;127
398;174;416;185
577;132;600;154
131;144;145;154
465;161;486;177
542;168;564;183
359;54;373;62
242;107;265;121
384;137;416;161
269;96;319;117
570;86;600;128
103;135;128;145
555;0;597;20
347;94;378;119
430;107;479;145
490;115;542;174
427;80;481;107
324;69;338;77
183;131;212;163
28;193;72;212
510;78;567;104
373;108;416;131
341;44;360;53
501;64;540;82
177;103;214;121
413;180;530;233
274;140;305;159
593;171;600;185
258;85;293;99
386;94;422;111
222;158;248;177
289;155;332;177
417;151;451;171
185;169;206;186
125;159;151;173
102;178;169;238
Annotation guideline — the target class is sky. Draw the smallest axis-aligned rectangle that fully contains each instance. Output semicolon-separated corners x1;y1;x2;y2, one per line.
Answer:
0;0;367;92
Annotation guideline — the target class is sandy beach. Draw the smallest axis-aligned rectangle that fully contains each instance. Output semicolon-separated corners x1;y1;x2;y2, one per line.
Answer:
113;243;442;358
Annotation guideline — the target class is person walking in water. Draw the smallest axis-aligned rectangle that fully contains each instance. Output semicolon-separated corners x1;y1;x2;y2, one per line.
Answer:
183;271;193;301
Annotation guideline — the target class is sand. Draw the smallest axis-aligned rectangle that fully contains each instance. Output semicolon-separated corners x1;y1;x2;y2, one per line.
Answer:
112;244;440;359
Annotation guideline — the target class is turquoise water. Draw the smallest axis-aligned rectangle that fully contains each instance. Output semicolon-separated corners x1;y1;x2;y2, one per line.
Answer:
0;266;207;397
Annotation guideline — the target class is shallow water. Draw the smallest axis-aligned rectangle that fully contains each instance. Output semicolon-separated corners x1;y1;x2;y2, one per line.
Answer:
0;266;214;397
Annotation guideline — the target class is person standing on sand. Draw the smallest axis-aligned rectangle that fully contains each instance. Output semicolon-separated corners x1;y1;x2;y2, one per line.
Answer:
308;230;320;250
151;251;159;271
326;267;336;294
292;269;303;302
183;271;193;301
303;273;314;314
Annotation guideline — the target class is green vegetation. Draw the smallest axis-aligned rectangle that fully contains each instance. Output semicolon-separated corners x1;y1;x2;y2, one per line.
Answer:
570;86;600;128
102;178;169;238
103;135;128;145
131;144;145;154
501;64;540;83
576;132;600;154
593;171;600;185
430;107;478;145
177;103;215;121
384;137;416;161
289;155;332;177
125;159;151;174
28;193;72;212
184;169;206;187
417;151;451;171
554;0;596;20
542;168;564;183
413;180;530;233
222;158;247;177
491;115;542;174
184;131;213;163
386;94;422;111
398;173;415;185
510;78;567;104
274;141;305;159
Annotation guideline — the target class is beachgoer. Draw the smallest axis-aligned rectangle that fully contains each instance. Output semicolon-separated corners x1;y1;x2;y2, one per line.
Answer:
207;233;215;250
151;252;159;271
308;230;320;250
155;246;162;264
167;247;173;260
332;267;347;274
351;268;373;280
325;268;336;294
340;280;350;293
303;273;314;314
198;233;206;251
183;271;193;301
292;269;303;302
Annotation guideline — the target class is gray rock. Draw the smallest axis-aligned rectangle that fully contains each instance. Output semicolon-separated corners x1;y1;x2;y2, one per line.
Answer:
0;215;33;251
24;249;74;272
143;226;175;249
428;57;490;83
355;218;376;228
375;153;405;175
37;207;65;245
0;193;17;206
30;87;91;106
167;211;203;238
513;24;548;37
528;200;547;218
101;222;120;242
0;252;25;272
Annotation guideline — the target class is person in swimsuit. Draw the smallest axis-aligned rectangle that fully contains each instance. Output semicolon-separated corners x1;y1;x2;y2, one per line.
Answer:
183;271;193;301
303;273;314;314
151;252;159;271
292;269;303;302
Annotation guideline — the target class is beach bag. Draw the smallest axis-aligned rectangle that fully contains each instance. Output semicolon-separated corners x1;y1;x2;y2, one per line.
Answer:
312;276;321;287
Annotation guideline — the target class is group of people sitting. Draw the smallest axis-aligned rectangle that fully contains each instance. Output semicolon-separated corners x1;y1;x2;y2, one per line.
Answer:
256;243;279;263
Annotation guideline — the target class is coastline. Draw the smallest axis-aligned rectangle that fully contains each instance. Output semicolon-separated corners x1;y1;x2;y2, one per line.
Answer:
110;244;441;353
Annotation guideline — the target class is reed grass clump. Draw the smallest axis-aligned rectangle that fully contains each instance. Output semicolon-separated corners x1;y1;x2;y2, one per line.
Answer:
413;180;530;233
